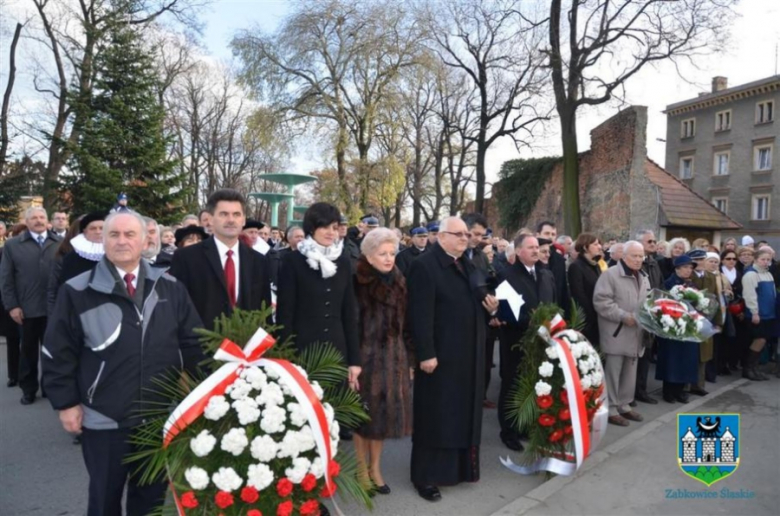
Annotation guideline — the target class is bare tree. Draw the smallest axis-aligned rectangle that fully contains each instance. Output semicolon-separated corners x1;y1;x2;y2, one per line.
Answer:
422;0;549;213
1;22;23;170
544;0;738;235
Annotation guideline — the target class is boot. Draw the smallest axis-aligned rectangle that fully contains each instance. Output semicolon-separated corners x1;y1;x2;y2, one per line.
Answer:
742;351;763;382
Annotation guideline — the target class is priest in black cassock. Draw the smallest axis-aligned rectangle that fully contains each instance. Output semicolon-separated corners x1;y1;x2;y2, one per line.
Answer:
406;216;498;502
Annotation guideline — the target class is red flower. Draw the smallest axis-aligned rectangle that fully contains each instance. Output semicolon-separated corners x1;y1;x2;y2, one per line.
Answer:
247;511;263;516
560;390;569;405
320;481;338;498
300;500;321;516
241;486;260;504
301;473;318;492
277;500;293;516
328;460;341;478
180;491;198;509
276;478;294;498
214;491;234;509
563;425;573;436
549;429;564;443
538;414;556;427
536;395;553;409
558;408;571;421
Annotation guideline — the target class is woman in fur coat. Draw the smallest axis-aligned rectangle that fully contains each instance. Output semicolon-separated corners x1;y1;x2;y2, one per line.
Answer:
353;228;414;494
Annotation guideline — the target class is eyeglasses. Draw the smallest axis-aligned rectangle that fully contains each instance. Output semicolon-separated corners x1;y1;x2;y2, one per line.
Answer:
441;231;471;239
723;257;737;261
646;240;657;244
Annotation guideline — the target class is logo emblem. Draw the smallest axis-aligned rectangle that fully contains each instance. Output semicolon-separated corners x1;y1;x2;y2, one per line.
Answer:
677;413;740;486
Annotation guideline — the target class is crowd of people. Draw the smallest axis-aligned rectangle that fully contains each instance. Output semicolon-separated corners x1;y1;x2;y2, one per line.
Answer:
0;190;778;515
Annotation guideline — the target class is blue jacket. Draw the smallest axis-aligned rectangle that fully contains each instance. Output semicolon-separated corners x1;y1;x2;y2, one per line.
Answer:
742;266;776;320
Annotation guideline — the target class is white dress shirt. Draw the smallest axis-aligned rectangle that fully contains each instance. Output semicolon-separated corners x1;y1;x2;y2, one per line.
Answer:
29;230;48;243
114;264;140;291
214;237;240;299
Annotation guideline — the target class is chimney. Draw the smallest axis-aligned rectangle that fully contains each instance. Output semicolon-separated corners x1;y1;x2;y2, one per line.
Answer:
712;76;728;93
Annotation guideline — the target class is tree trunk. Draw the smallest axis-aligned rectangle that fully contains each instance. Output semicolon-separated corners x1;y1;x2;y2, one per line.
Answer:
560;107;582;236
336;120;350;212
474;140;486;213
0;23;22;171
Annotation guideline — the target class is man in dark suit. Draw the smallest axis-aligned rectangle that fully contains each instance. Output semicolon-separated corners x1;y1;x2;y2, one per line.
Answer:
407;216;498;502
169;189;272;331
536;221;570;315
496;234;556;451
0;207;61;404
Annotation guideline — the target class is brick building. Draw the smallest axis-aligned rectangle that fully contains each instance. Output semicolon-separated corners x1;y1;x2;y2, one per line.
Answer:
664;75;779;247
481;106;740;244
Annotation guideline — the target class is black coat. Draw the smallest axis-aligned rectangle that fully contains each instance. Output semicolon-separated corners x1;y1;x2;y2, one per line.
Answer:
47;251;101;315
547;250;570;315
567;255;602;346
168;237;272;330
152;251;172;268
395;245;428;276
642;255;664;290
407;243;487;448
276;251;360;366
497;261;557;348
340;238;360;274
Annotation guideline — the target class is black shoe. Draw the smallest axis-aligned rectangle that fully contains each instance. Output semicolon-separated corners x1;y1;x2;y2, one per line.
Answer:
6;379;17;387
705;376;717;384
719;367;732;376
20;394;35;405
743;367;762;381
675;393;689;403
629;401;637;407
500;434;524;452
73;435;82;445
635;393;658;404
319;503;331;516
689;388;708;396
662;395;676;403
415;485;441;502
375;484;391;495
41;390;47;398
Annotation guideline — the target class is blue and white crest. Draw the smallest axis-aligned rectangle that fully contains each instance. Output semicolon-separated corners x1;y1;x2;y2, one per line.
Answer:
677;413;740;486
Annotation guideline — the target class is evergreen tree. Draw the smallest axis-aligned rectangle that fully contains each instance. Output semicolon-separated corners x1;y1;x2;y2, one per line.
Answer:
63;24;189;223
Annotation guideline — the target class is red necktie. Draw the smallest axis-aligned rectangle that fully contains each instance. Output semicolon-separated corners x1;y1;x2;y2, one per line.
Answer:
124;273;136;298
225;249;236;307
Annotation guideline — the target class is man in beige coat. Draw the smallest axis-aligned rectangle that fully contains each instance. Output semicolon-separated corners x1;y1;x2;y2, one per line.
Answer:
593;241;651;427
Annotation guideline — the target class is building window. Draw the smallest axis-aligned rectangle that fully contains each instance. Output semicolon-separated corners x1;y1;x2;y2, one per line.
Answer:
679;156;694;179
712;197;728;214
681;118;696;138
752;195;770;221
715;110;731;131
713;151;729;175
754;144;773;170
756;100;774;124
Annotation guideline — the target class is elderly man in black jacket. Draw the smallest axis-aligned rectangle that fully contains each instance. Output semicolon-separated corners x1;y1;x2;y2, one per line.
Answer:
407;216;498;502
496;234;556;451
43;211;205;516
634;229;663;405
0;207;61;404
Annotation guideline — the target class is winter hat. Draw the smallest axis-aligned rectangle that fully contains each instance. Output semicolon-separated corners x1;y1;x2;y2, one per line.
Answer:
79;211;106;233
741;235;754;246
410;226;428;236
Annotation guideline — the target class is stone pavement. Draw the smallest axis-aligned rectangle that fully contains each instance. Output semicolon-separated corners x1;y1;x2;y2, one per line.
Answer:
1;338;773;516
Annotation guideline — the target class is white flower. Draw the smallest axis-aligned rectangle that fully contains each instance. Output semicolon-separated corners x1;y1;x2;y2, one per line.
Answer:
660;314;675;329
228;378;253;400
287;402;308;427
538;361;554;378
581;374;592;389
310;381;324;400
323;403;335;426
285;457;312;484
294;364;309;380
185;466;209;490
260;404;287;434
212;466;243;492
244;367;268;390
330;437;339;456
277;431;302;459
534;380;552;396
256;381;285;407
246;463;274;491
591;371;603;387
545;346;559;360
330;419;341;440
297;425;316;453
189;429;217;457
570;343;585;359
310;457;325;479
265;367;280;380
233;397;261;425
578;359;591;374
204;395;230;421
250;435;279;462
220;427;249;456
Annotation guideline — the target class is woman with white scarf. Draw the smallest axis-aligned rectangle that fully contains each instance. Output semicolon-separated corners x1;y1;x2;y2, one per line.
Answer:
276;202;361;389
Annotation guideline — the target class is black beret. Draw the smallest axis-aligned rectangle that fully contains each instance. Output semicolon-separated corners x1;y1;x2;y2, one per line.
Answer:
79;211;106;233
243;219;265;230
175;225;207;246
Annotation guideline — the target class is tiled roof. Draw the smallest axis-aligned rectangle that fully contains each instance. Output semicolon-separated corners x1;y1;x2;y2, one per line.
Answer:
645;159;741;230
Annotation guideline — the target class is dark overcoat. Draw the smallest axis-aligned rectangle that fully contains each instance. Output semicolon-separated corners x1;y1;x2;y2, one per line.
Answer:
655;274;699;383
276;251;360;366
395;244;428;276
354;257;413;440
407;243;486;449
567;255;602;346
168;237;272;330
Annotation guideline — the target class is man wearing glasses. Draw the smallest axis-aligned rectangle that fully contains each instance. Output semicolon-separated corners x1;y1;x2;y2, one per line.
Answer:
634;229;663;406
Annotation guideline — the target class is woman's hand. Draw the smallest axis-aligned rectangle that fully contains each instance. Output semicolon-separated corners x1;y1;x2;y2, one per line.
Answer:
751;314;760;325
348;366;361;391
420;357;438;374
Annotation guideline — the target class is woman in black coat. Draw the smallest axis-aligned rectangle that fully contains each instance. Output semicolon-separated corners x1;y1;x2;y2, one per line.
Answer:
276;203;361;384
567;233;603;348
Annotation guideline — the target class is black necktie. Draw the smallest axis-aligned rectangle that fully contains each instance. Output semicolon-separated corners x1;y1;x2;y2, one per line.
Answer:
529;267;536;281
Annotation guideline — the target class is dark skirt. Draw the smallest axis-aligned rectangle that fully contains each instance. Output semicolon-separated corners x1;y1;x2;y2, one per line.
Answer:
752;319;776;340
655;337;699;384
410;444;480;486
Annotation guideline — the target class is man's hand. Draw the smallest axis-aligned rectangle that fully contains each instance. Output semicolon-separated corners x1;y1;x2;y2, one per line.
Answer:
488;317;504;327
623;314;637;327
420;358;438;374
9;307;23;325
348;365;362;391
752;314;760;325
59;405;83;433
482;294;499;314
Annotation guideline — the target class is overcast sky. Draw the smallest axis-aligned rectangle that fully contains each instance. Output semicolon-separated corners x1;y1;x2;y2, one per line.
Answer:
3;0;779;192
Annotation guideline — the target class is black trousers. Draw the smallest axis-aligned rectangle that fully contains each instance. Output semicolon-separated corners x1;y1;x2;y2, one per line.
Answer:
635;351;650;397
497;335;524;439
81;428;167;516
484;328;498;398
19;316;46;396
4;321;21;381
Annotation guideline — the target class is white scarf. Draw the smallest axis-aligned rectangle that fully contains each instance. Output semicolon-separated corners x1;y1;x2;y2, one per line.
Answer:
721;265;737;285
70;233;105;262
297;236;343;278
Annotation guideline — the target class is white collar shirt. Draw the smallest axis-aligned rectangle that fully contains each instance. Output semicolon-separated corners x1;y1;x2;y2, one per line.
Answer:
114;264;140;291
214;237;240;299
29;230;48;242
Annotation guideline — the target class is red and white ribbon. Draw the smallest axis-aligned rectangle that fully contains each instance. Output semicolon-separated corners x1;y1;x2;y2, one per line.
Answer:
162;326;337;514
501;317;608;476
